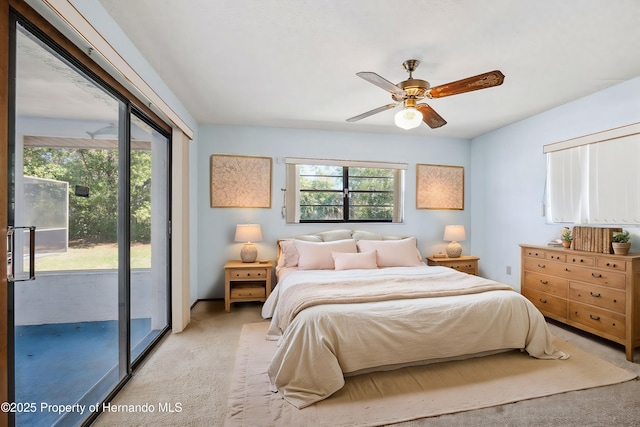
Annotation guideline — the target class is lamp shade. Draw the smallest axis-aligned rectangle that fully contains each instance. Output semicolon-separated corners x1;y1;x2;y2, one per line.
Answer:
234;224;262;243
444;225;466;242
394;107;423;130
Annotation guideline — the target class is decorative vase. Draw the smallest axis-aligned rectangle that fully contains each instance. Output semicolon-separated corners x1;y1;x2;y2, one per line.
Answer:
612;242;631;255
562;240;571;248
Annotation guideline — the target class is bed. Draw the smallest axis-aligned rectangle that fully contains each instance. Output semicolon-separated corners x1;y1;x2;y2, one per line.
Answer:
261;230;568;409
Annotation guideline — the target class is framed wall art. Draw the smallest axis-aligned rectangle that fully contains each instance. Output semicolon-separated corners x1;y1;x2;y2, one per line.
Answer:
210;154;272;208
416;164;464;210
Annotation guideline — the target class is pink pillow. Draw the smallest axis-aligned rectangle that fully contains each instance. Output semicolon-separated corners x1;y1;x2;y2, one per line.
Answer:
294;239;357;270
332;251;378;270
356;237;423;267
277;240;299;268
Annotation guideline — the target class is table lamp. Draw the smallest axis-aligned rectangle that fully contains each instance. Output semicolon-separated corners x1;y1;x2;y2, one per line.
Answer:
444;225;466;258
235;224;263;263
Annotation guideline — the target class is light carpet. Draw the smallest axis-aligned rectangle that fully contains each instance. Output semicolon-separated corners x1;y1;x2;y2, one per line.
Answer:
226;322;637;427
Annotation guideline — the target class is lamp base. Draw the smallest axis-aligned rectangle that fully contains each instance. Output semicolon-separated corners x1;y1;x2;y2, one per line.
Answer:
446;241;463;258
240;243;258;263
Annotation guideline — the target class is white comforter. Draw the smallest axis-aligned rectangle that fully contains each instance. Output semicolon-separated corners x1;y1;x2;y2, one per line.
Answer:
262;266;568;409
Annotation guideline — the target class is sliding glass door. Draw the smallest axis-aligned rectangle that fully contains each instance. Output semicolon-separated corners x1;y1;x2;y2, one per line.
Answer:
8;17;170;427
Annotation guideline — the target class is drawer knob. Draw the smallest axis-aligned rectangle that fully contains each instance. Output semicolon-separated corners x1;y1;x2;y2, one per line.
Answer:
564;268;570;272
589;314;601;321
540;280;548;285
539;298;547;304
590;291;601;298
591;273;602;278
537;264;546;268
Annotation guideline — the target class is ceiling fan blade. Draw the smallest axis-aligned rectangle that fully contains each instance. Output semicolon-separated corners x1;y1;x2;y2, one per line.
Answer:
356;72;407;97
416;104;447;129
346;103;398;122
428;70;505;98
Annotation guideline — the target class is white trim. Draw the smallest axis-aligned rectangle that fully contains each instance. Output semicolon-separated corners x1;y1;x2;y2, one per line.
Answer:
42;0;194;140
171;129;191;332
285;157;408;170
543;121;640;153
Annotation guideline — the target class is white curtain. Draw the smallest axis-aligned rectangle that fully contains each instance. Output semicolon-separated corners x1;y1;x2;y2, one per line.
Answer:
546;133;640;224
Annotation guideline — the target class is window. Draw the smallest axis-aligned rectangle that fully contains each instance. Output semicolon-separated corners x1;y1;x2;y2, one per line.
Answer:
285;158;406;223
545;129;640;224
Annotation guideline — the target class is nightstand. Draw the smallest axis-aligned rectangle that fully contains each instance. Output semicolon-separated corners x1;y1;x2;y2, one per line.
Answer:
224;260;273;312
425;255;480;275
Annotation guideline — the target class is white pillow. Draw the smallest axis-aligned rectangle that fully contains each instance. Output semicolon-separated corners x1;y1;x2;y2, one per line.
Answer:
294;239;357;270
356;237;423;267
332;251;378;270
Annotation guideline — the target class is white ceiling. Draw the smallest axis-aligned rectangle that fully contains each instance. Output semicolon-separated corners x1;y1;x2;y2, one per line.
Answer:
97;0;640;139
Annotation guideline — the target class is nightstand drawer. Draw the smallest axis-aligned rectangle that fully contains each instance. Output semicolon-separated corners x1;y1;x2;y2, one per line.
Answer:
229;268;268;280
230;283;266;298
425;256;479;275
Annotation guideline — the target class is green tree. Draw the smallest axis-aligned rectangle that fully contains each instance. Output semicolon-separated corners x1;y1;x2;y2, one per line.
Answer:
23;147;152;244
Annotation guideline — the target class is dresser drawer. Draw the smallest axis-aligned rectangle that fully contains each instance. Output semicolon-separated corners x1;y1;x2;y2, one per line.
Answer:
561;265;626;289
566;255;595;267
230;284;266;298
546;252;566;262
596;258;626;272
523;248;546;259
523;272;568;298
228;268;268;280
523;288;567;319
569;301;625;340
523;257;566;276
569;281;625;314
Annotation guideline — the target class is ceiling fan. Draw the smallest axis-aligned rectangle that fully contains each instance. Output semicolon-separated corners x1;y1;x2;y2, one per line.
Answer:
346;60;505;130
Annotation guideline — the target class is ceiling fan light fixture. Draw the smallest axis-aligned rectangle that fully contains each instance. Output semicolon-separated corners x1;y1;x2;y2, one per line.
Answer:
394;107;423;130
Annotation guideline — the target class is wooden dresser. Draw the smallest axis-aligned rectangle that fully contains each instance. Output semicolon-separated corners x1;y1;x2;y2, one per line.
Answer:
520;244;640;361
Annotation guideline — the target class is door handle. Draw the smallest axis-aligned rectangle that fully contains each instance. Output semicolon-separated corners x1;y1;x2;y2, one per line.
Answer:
7;226;36;282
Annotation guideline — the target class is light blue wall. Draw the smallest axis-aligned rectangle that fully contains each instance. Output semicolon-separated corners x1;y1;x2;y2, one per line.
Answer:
196;126;471;298
471;77;640;290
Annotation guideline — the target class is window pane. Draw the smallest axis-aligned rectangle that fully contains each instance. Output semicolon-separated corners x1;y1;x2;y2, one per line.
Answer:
350;205;393;220
349;167;394;191
350;192;393;206
300;204;343;220
300;165;343;190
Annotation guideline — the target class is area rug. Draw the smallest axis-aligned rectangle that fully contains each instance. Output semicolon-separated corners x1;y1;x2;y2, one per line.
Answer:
225;322;637;427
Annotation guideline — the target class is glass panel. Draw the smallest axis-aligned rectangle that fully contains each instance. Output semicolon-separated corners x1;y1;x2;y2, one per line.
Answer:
13;23;122;426
130;113;169;362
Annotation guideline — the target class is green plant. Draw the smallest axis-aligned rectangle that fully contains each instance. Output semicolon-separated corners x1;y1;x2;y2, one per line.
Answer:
561;229;572;242
612;230;631;243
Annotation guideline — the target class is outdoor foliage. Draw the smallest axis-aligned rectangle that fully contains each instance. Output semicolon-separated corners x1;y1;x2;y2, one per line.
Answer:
23;147;152;244
299;165;394;221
